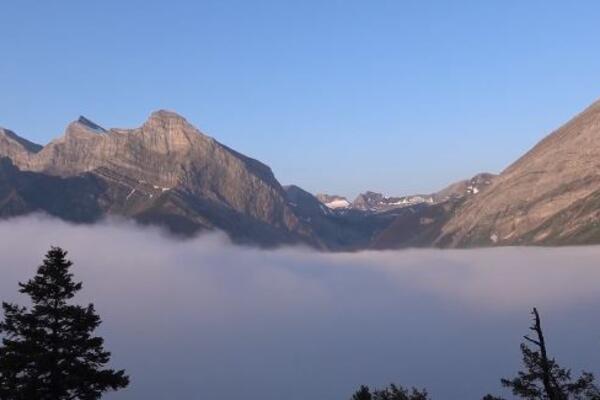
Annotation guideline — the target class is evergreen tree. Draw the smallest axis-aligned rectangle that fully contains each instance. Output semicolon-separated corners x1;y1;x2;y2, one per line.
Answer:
0;247;129;399
485;308;600;400
352;385;373;400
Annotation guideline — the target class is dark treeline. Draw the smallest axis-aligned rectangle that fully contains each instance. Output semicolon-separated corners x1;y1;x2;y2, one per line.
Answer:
351;308;600;400
351;383;429;400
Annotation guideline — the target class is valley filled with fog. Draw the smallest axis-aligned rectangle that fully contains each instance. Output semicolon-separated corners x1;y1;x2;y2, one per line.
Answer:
0;216;598;400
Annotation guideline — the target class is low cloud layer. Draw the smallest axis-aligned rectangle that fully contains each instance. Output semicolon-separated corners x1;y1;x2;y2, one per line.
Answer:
0;216;599;399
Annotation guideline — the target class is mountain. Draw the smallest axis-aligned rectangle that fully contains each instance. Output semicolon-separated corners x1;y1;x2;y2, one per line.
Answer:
285;186;397;250
432;173;496;202
316;173;495;215
0;111;318;247
315;194;350;209
371;199;461;249
369;173;496;249
351;191;434;212
3;98;600;250
437;99;600;247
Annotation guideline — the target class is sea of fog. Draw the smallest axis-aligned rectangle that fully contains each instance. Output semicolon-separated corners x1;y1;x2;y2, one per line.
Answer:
0;216;599;399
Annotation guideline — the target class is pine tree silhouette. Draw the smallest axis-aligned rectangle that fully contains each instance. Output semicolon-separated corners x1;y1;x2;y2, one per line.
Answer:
0;247;129;399
352;385;373;400
484;308;600;400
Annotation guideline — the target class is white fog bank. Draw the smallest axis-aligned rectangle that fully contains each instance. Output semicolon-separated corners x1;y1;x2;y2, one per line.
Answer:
0;216;598;399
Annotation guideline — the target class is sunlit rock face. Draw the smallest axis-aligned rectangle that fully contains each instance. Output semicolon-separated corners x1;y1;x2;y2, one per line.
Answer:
0;111;315;247
0;127;42;166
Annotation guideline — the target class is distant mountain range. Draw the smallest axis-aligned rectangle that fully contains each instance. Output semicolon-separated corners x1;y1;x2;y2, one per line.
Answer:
316;173;495;213
2;98;600;250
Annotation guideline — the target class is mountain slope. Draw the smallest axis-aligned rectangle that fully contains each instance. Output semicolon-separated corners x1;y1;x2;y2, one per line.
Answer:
368;173;495;249
438;99;600;247
432;173;496;201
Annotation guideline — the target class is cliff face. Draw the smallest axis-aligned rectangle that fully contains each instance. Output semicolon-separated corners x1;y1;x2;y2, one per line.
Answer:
0;111;317;247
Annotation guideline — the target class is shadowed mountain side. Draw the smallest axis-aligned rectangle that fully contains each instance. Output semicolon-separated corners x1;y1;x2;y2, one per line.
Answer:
285;185;397;250
0;158;317;247
0;157;105;221
371;200;462;249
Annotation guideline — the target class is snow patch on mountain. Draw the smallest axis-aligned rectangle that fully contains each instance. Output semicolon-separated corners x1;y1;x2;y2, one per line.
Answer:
316;194;350;210
325;199;351;209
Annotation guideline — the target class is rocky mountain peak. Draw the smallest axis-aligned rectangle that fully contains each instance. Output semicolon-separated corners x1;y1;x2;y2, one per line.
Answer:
0;128;42;153
138;110;212;151
0;127;42;166
352;191;385;210
316;194;351;209
76;116;106;133
62;116;107;140
144;110;192;130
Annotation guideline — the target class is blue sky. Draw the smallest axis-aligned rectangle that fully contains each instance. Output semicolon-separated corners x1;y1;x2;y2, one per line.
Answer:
2;1;600;198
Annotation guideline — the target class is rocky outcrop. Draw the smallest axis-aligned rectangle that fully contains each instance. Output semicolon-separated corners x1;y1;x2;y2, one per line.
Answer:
432;173;496;202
